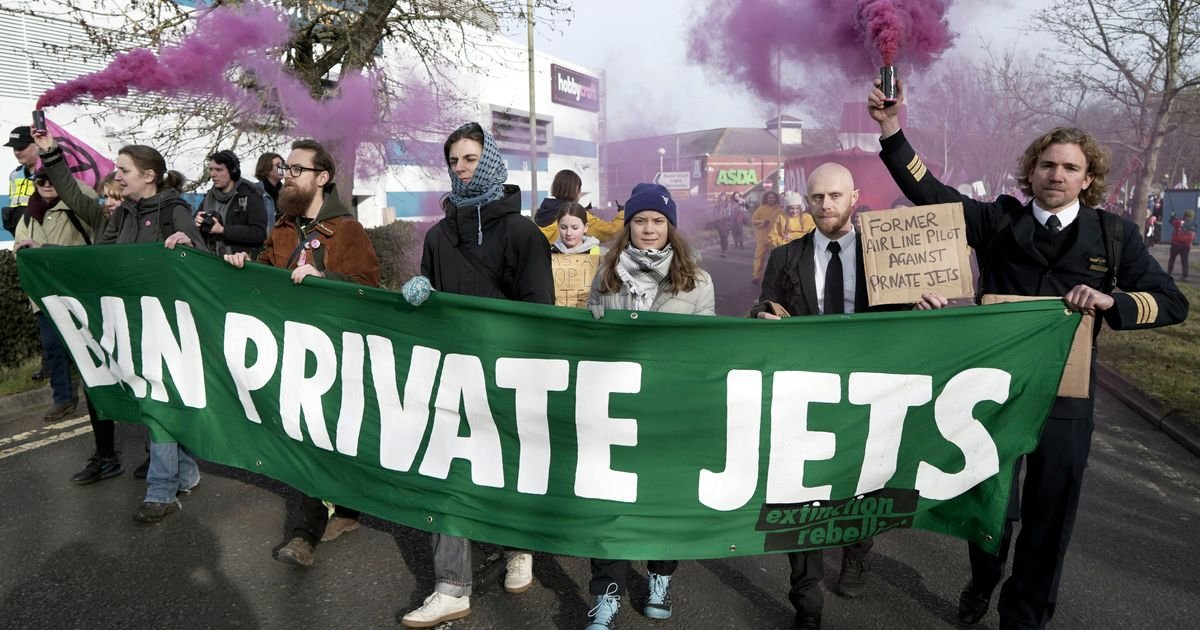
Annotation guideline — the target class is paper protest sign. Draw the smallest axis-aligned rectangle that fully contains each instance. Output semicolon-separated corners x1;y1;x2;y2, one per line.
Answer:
859;203;975;306
553;254;599;308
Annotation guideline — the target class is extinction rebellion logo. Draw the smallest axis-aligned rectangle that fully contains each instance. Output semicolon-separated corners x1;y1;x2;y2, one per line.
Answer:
755;488;919;552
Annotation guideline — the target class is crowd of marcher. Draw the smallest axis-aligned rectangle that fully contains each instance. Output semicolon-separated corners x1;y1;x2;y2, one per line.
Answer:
3;75;1191;629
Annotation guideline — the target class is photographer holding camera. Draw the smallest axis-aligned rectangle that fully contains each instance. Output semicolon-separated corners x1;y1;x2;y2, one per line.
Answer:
195;150;268;256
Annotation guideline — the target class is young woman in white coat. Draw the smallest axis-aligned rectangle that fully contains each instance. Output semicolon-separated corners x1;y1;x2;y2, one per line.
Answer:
583;183;714;630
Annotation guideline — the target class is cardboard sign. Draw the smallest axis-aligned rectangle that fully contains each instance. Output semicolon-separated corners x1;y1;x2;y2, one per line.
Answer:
981;295;1094;398
859;203;975;306
553;254;600;308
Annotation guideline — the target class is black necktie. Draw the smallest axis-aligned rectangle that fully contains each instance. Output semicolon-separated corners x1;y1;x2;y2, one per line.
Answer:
824;241;844;314
1045;215;1062;234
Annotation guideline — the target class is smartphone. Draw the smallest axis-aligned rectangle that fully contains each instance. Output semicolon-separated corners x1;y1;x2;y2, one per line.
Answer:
32;110;46;132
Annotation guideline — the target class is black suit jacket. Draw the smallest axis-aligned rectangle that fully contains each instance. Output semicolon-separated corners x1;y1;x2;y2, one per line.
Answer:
878;129;1189;417
754;230;874;317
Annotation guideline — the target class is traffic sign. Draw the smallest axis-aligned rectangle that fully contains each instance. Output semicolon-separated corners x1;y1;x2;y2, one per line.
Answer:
654;171;691;190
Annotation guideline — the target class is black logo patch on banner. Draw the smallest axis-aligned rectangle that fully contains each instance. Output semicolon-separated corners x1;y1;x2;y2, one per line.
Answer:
756;489;919;552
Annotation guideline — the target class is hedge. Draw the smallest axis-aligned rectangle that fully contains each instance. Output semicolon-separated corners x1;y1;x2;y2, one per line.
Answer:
365;219;431;290
0;250;42;369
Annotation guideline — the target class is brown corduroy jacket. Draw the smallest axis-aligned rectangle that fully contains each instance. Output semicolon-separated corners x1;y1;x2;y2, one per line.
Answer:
258;184;380;287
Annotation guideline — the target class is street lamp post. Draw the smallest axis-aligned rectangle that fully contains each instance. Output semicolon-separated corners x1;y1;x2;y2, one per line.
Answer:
527;0;538;214
773;48;784;194
657;147;666;175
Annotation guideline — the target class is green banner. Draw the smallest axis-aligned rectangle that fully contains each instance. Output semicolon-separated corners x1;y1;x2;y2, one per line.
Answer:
18;244;1078;559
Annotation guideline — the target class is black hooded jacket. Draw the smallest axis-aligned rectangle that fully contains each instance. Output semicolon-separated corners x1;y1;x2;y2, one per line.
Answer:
421;184;554;304
533;196;569;228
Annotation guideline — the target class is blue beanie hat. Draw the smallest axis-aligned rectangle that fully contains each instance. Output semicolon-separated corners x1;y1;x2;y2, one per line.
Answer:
624;183;677;226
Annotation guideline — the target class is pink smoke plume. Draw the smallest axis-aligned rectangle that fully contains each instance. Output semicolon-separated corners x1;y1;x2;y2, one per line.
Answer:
37;3;289;109
689;0;955;103
35;2;440;178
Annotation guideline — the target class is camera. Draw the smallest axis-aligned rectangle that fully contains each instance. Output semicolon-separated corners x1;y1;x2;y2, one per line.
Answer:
198;210;221;233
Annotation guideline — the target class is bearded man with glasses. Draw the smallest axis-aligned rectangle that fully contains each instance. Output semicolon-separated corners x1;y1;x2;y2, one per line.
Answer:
224;138;380;567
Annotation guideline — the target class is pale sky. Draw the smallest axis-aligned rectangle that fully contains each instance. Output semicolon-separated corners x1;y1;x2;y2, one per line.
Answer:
530;0;1048;138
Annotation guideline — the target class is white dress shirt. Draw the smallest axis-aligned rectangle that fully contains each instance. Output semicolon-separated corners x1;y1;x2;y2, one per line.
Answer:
1032;200;1080;229
813;226;858;315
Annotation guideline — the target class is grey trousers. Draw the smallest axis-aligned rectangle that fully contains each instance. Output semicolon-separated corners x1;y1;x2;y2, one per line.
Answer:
431;534;528;597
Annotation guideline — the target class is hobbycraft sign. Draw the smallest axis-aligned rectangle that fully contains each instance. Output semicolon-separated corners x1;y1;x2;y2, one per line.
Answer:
550;64;600;112
859;203;975;306
18;244;1079;560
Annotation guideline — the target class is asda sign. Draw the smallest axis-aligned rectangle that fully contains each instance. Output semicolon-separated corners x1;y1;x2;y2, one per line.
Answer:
717;169;759;186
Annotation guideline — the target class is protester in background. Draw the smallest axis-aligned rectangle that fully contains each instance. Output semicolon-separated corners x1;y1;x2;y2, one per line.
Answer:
225;138;379;568
95;173;121;215
551;202;601;255
29;129;129;485
584;183;714;630
254;151;282;229
751;162;947;630
713;192;732;257
769;191;816;248
195;150;268;256
400;122;553;628
1169;209;1195;280
1145;214;1159;246
730;191;747;250
871;79;1188;630
534;169;623;244
6;125;46;406
551;202;602;307
4;126;39;235
98;143;208;523
12;166;100;424
750;190;783;284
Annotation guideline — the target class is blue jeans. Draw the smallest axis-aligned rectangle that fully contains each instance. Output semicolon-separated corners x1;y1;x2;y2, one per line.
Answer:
37;313;73;405
145;441;200;504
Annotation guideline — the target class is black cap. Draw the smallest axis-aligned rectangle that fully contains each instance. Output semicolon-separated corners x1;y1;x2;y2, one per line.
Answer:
5;126;33;149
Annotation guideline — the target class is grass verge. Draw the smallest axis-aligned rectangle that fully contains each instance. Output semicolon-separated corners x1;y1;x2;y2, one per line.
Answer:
1097;279;1200;424
0;357;44;398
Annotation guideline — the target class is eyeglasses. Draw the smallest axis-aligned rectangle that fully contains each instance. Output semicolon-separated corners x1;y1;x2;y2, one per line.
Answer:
34;178;50;187
278;163;324;178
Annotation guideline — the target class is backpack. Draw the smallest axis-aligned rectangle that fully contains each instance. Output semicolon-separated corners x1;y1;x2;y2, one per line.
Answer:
1171;219;1195;247
113;199;184;242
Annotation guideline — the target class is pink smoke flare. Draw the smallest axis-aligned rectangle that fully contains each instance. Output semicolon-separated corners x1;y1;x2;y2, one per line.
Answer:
34;2;441;179
37;3;290;109
688;0;955;103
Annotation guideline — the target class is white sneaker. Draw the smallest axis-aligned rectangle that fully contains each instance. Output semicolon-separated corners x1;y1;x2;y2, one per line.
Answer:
504;552;534;594
400;592;470;628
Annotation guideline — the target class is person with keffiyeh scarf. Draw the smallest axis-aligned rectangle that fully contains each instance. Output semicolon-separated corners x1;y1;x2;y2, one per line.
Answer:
410;122;554;304
401;122;553;629
582;183;714;630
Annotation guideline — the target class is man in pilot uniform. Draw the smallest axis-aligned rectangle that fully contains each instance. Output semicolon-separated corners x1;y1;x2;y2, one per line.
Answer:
868;81;1188;630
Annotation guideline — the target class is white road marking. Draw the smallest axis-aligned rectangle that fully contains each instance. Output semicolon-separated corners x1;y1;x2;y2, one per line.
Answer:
0;415;89;448
0;426;91;460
